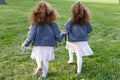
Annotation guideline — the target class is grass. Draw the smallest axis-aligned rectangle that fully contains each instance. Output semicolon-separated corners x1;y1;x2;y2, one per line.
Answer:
0;0;120;80
81;0;119;3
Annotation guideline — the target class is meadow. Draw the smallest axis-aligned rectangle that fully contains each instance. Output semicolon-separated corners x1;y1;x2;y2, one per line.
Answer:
81;0;119;3
0;0;120;80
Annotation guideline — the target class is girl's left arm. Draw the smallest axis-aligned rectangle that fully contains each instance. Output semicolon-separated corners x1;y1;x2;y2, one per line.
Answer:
22;25;37;47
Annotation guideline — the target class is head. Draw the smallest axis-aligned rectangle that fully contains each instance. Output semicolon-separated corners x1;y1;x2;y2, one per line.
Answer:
29;1;57;25
71;2;91;25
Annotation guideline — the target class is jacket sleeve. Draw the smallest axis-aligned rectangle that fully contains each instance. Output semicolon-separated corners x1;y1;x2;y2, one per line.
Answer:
86;23;92;33
61;19;71;36
24;24;37;47
52;22;62;42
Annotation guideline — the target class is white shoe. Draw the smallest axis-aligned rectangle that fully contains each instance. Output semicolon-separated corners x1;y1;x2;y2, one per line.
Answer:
68;60;74;64
77;71;81;75
42;74;47;79
35;68;43;77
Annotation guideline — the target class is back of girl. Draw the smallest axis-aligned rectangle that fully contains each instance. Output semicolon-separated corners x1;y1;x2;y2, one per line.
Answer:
21;1;62;79
62;1;93;74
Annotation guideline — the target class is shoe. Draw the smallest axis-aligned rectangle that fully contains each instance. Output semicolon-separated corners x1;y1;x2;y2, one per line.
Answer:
77;71;81;75
67;60;74;64
35;68;43;77
42;74;46;79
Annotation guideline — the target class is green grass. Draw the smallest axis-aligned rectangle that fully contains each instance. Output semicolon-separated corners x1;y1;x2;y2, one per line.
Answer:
81;0;119;3
0;0;120;80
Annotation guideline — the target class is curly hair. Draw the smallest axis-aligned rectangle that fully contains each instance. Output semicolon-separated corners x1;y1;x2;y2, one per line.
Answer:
29;1;57;25
71;2;91;25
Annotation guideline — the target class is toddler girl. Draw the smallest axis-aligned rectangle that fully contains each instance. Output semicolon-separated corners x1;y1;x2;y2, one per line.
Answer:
21;1;62;78
62;1;93;74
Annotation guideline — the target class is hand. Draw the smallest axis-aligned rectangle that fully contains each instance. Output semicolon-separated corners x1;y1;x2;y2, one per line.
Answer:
21;43;25;49
57;41;61;44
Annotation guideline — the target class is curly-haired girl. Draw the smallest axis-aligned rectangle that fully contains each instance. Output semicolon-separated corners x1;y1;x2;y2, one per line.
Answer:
62;1;93;74
21;1;62;78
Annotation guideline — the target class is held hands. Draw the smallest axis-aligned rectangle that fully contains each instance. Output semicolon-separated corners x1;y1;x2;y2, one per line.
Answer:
57;41;61;44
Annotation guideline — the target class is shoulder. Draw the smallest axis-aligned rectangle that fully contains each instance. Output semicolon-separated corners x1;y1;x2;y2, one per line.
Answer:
67;18;71;22
52;22;59;28
64;18;72;28
51;22;60;32
29;24;37;28
52;21;58;25
65;18;71;24
28;24;37;30
86;22;92;27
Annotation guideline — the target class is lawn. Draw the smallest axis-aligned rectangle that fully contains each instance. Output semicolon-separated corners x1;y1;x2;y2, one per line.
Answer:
0;0;120;80
81;0;119;3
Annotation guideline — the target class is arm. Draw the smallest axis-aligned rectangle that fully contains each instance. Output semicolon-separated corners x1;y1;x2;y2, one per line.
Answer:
86;23;92;33
52;22;63;42
61;19;71;36
23;24;37;47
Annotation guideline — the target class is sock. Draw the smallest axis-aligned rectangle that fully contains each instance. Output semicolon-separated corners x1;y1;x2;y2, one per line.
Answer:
76;54;82;73
68;50;74;61
42;60;49;77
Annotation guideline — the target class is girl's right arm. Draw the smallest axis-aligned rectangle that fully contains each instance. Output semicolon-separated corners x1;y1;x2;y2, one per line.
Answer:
52;22;63;42
61;19;71;37
22;24;37;48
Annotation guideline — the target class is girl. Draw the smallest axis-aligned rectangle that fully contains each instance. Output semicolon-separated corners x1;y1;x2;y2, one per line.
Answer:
21;1;62;78
62;2;93;74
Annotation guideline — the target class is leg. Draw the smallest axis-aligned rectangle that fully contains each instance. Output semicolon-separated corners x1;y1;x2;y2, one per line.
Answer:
35;59;43;77
36;59;42;69
68;50;74;64
42;60;49;78
76;53;82;74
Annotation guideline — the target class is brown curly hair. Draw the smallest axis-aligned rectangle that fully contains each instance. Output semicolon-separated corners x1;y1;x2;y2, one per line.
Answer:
29;1;57;25
71;2;91;25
